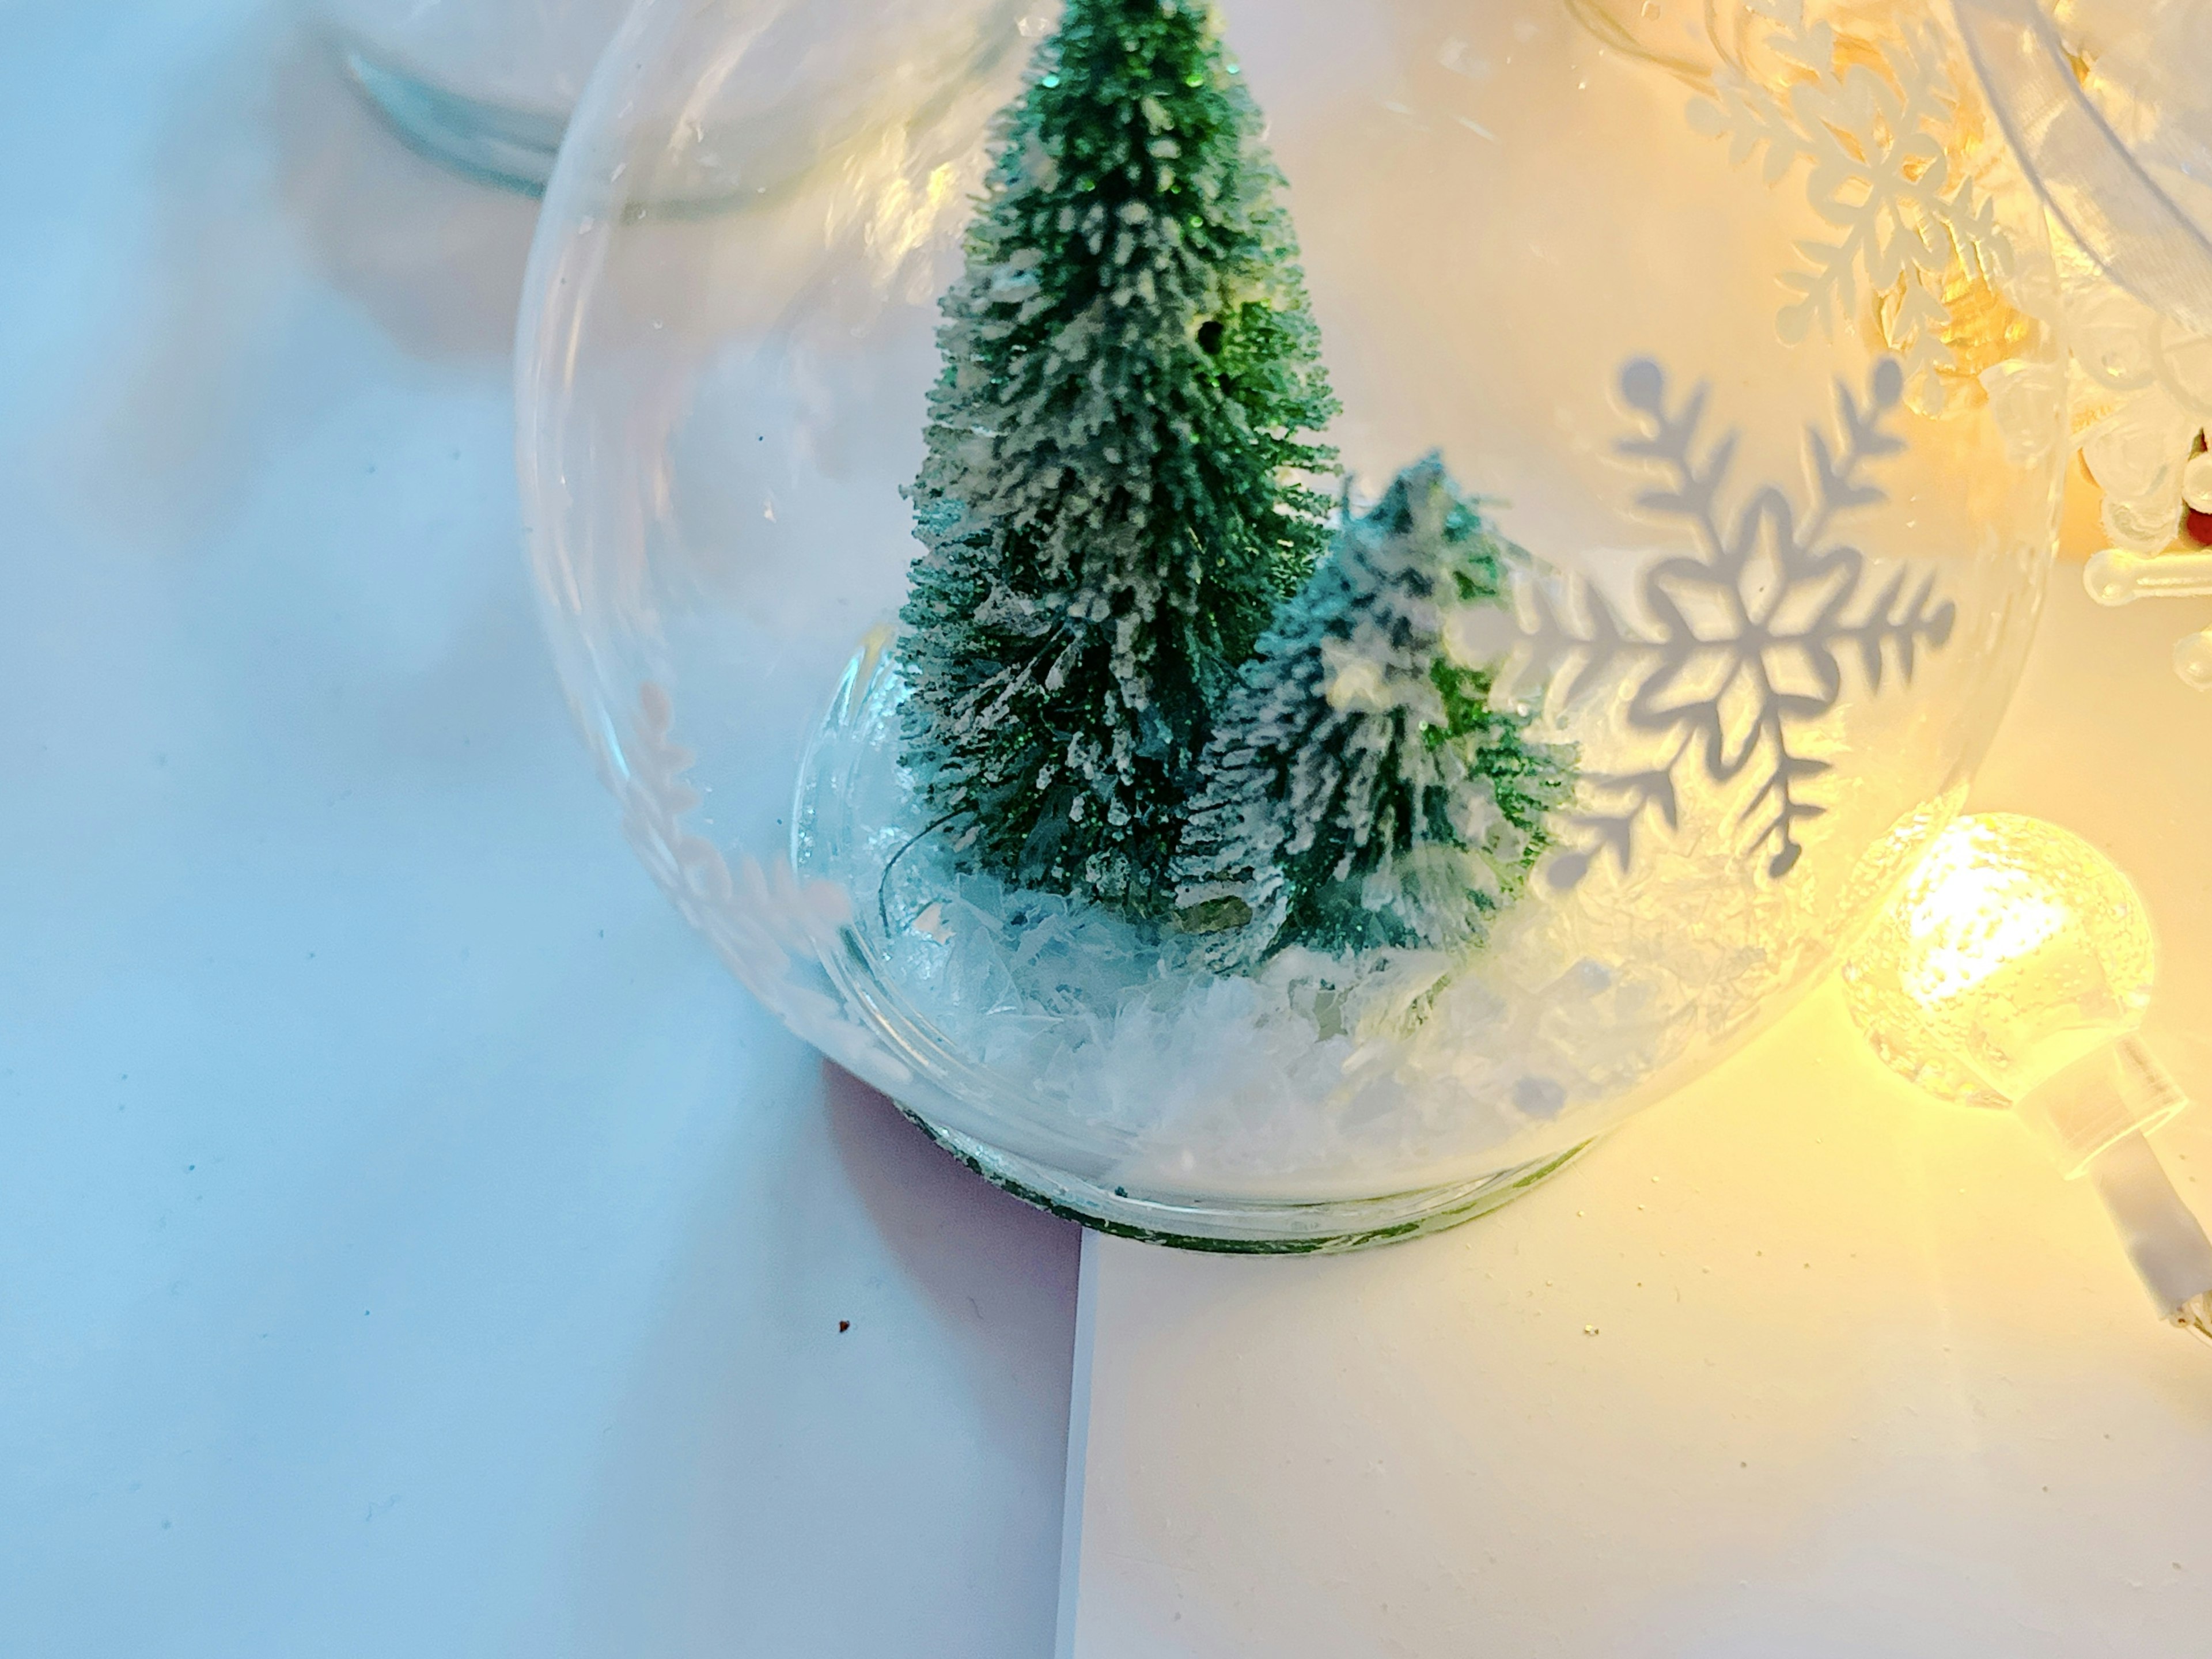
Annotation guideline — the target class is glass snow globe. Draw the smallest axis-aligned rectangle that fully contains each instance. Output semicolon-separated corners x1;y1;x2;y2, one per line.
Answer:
1955;0;2212;687
518;0;2068;1249
309;0;641;190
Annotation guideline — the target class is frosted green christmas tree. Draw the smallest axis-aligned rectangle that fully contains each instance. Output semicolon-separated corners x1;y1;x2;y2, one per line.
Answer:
1173;455;1577;966
899;0;1338;914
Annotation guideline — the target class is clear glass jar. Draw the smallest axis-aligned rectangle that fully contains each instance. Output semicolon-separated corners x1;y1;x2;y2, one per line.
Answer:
1960;0;2212;687
518;0;2069;1249
306;0;640;190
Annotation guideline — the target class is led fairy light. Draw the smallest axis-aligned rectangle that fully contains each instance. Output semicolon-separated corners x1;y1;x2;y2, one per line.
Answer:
2085;545;2212;691
1843;813;2212;1342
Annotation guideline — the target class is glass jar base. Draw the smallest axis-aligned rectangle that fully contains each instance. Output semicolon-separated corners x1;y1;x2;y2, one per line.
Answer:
900;1109;1593;1254
338;44;566;195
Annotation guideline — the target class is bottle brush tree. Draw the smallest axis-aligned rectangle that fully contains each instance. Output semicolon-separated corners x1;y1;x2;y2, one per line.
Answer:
1173;454;1578;966
898;0;1338;914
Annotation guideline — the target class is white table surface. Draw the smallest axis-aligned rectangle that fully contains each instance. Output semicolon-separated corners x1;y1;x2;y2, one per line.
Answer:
1063;567;2212;1656
20;9;2212;1657
0;8;1080;1656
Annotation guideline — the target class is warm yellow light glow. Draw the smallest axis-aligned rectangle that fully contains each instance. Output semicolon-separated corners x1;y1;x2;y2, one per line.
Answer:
1842;814;2155;1109
1895;845;2071;1010
1850;816;2211;1334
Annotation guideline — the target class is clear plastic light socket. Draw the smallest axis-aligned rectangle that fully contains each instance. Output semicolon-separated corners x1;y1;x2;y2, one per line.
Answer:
1845;812;2212;1328
2013;1034;2184;1176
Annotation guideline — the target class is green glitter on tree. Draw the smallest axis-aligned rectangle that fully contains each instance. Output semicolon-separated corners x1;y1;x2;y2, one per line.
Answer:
898;0;1338;914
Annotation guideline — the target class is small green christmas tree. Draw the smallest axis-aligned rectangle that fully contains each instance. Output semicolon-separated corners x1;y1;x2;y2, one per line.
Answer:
899;0;1338;914
1173;454;1578;965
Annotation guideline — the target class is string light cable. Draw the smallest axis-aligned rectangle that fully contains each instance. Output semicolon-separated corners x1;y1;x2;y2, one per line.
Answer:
1843;813;2212;1343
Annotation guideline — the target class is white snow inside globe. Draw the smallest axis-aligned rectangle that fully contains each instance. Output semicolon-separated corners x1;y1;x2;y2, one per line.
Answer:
519;0;2068;1248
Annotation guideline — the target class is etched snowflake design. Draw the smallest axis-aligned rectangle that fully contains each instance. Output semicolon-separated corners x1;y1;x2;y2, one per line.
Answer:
1521;356;1956;887
1689;0;2013;408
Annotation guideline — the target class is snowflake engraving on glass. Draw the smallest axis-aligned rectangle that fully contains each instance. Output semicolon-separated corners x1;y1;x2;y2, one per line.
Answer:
1521;355;1956;888
1690;0;2017;411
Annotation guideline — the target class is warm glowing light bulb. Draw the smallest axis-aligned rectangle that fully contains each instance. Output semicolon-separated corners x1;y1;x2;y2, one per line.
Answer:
1843;814;2157;1125
1844;813;2212;1341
